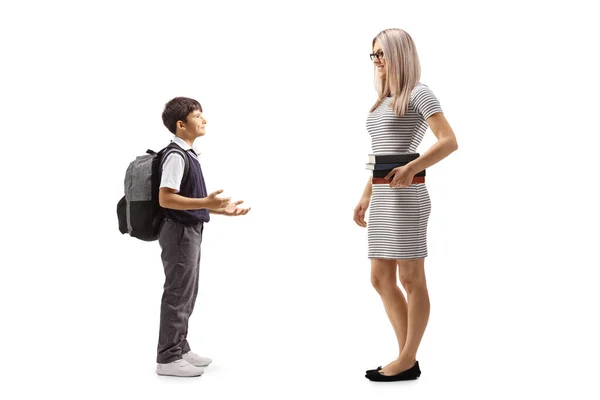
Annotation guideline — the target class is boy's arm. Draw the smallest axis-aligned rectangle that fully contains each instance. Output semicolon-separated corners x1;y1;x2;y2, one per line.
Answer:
159;188;229;210
158;188;210;210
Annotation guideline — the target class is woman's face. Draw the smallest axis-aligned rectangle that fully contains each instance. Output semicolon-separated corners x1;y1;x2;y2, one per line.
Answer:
372;39;386;78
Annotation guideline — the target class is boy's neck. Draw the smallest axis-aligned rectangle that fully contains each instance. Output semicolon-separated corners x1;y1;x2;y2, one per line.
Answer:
176;134;195;148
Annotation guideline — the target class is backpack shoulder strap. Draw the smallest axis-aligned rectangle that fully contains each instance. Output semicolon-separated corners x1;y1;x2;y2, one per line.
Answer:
160;142;190;184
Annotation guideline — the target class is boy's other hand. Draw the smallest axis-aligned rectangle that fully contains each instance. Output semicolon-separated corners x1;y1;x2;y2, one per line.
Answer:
220;200;251;216
206;189;231;210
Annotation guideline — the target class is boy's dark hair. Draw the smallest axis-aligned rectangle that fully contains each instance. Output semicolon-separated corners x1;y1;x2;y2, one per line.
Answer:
162;97;203;134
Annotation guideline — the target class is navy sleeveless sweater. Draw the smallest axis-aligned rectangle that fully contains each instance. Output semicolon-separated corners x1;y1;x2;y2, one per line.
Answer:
165;150;210;224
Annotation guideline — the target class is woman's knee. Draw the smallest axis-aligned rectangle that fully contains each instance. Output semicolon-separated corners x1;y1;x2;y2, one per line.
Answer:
370;259;398;294
398;259;427;294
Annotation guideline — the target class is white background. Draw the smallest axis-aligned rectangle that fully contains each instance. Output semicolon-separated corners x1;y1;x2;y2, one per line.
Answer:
1;0;599;399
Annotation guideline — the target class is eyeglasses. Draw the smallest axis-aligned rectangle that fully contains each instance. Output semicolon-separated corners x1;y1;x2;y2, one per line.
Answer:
369;51;384;61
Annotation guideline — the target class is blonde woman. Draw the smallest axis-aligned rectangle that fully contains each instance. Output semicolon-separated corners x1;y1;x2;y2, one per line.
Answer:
353;29;458;382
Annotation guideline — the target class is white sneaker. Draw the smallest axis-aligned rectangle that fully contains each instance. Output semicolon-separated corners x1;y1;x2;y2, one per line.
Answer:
156;359;204;377
182;351;212;367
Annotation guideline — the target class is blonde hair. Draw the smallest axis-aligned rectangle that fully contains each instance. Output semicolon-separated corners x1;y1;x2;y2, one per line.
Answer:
370;29;421;116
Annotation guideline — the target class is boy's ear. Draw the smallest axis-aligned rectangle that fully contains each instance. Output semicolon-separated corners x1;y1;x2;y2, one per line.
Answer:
177;120;185;130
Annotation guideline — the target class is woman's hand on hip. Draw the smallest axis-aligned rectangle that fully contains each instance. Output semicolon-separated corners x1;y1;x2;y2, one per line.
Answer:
385;165;416;188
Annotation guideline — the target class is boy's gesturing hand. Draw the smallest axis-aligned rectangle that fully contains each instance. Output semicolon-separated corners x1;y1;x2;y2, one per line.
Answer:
222;200;251;216
206;189;231;210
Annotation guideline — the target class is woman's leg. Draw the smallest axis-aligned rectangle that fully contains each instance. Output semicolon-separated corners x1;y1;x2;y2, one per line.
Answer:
379;258;430;375
371;258;409;357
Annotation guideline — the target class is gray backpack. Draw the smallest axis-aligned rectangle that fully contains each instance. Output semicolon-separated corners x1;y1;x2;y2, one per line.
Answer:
117;143;189;241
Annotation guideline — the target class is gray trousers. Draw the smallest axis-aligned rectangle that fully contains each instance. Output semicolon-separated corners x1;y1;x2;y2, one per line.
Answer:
156;218;204;364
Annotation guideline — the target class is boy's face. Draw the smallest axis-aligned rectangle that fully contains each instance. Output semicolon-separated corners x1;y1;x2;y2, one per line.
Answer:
178;109;206;138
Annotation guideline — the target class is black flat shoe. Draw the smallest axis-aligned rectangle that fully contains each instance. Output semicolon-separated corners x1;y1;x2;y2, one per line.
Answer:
365;361;421;382
365;366;382;374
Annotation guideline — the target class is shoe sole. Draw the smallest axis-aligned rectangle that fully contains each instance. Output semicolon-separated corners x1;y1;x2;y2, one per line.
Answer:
156;371;204;377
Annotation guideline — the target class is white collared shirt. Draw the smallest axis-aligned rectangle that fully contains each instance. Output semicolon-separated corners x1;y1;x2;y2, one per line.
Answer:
159;136;201;192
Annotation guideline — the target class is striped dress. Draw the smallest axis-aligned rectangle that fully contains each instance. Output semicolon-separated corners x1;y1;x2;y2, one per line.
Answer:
366;83;442;260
